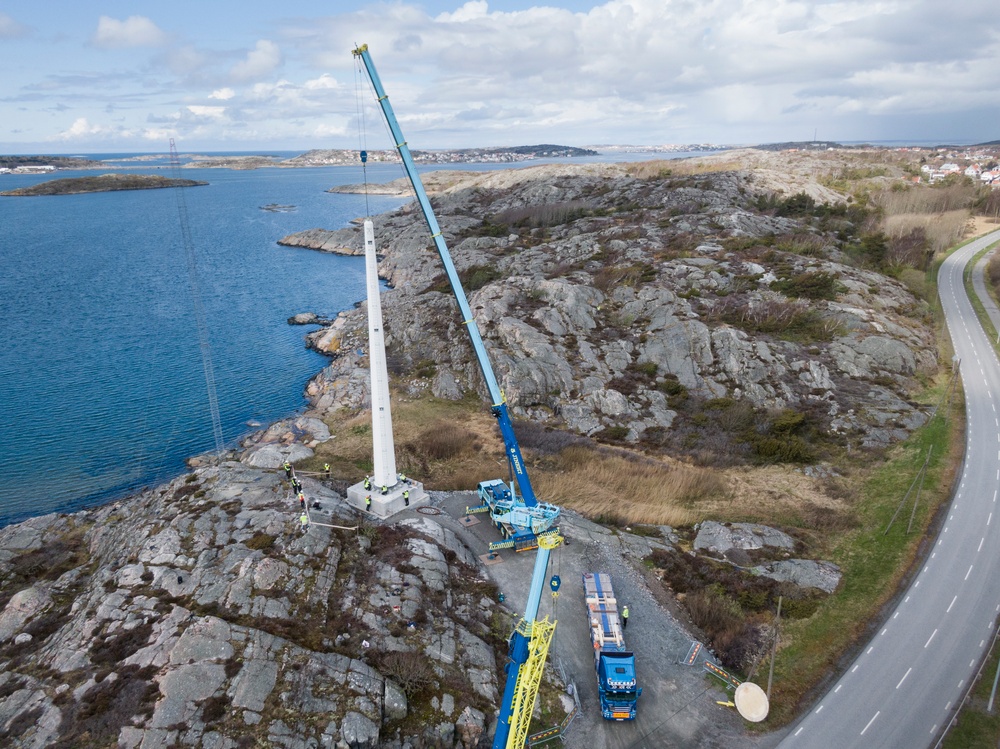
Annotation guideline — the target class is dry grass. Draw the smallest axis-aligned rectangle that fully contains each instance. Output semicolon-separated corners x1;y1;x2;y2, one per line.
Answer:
883;210;970;254
533;446;725;527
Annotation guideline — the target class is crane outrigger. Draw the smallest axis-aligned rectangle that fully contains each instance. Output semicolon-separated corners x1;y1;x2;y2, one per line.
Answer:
353;44;562;749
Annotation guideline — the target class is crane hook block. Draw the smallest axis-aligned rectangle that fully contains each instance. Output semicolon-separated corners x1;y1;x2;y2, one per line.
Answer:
549;575;561;593
360;150;368;164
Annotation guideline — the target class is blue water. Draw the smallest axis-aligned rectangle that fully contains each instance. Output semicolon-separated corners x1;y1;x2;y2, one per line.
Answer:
0;150;700;527
0;163;410;526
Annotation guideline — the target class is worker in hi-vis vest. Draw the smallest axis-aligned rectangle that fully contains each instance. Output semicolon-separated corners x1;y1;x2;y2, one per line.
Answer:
622;605;630;629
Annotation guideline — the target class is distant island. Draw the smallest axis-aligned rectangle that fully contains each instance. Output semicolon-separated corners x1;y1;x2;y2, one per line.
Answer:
0;173;207;196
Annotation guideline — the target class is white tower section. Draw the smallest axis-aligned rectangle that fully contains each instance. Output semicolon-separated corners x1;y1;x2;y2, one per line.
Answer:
365;220;398;489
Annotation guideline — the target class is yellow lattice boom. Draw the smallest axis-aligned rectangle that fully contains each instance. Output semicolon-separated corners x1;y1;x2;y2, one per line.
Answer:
505;616;557;749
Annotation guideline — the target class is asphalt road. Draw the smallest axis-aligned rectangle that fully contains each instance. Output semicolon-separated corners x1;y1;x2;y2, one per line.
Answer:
778;229;1000;749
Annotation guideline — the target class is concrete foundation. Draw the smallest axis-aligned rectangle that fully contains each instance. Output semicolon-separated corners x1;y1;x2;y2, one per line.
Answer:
346;478;429;519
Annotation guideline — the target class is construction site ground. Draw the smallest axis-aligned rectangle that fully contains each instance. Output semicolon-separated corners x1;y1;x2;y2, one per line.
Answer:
392;491;785;749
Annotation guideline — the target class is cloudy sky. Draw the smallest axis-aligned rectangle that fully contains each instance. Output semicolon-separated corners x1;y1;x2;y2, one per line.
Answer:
1;0;997;153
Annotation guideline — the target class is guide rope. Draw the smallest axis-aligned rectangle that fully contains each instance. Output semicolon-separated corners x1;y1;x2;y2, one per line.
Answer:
169;139;224;458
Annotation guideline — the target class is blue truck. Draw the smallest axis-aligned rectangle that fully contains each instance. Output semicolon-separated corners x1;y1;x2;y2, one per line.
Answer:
583;572;641;720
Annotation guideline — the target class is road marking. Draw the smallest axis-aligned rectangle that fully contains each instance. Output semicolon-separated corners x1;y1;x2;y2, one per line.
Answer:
867;646;874;654
896;668;912;689
815;705;823;714
931;724;938;734
966;565;974;580
932;552;936;559
861;711;880;735
852;664;859;673
948;596;957;613
926;629;938;647
995;489;998;503
893;612;899;619
959;679;965;689
905;595;910;603
880;628;887;636
990;513;994;526
982;640;986;648
915;580;921;588
944;526;949;533
979;538;985;552
794;727;803;736
835;684;842;693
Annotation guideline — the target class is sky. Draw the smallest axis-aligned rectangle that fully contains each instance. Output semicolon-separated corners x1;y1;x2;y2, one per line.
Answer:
1;0;998;154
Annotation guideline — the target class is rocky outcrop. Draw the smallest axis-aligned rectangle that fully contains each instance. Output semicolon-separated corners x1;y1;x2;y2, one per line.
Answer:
0;464;503;748
286;161;935;455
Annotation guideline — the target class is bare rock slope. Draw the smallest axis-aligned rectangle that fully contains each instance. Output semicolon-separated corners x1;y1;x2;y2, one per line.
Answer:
288;155;936;455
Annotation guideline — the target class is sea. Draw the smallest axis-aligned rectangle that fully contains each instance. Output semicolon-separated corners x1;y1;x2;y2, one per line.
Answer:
0;149;696;528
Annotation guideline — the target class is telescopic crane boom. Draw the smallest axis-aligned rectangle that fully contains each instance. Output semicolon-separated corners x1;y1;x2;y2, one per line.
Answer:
353;44;561;749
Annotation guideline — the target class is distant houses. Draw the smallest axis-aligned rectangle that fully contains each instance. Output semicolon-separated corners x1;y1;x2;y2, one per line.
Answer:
0;165;56;175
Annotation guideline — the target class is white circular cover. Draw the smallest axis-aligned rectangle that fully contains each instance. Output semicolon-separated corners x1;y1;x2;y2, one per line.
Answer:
734;682;770;722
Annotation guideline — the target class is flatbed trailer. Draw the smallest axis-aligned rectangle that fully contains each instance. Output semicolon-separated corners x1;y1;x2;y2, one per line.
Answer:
583;572;640;720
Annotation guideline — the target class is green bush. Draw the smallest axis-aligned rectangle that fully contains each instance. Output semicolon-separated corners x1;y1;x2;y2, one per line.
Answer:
245;533;276;551
461;264;503;291
774;271;840;300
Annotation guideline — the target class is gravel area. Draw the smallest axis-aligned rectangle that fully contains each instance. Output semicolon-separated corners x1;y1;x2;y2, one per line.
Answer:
395;491;787;748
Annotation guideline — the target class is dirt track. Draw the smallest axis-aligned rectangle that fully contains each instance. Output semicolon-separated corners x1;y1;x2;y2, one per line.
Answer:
401;491;784;749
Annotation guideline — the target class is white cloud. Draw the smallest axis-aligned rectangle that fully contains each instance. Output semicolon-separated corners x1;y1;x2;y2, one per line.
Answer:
0;12;29;39
303;74;340;91
230;40;282;82
92;15;167;49
209;87;236;100
55;117;131;141
187;105;226;120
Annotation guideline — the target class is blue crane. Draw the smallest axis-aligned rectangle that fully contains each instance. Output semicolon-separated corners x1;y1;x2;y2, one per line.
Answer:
353;44;562;749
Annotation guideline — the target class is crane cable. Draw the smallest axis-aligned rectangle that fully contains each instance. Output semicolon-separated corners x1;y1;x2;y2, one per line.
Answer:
353;50;419;215
353;55;372;218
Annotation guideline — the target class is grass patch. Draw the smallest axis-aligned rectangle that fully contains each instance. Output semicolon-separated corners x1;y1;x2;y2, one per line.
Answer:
534;446;723;526
941;637;1000;748
760;401;963;727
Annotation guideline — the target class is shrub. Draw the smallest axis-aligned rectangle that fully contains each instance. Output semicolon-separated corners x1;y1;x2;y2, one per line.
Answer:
596;426;629;442
773;271;839;300
245;533;276;551
200;694;230;724
460;264;502;291
377;650;433;698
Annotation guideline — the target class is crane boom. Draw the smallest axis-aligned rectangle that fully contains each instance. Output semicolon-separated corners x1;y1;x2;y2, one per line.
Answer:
352;44;540;508
352;44;562;749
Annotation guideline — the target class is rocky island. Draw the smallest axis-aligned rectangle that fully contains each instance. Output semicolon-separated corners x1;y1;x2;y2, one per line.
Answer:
0;173;207;196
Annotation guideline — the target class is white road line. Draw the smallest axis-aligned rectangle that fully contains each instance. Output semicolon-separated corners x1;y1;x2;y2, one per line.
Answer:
852;664;859;673
979;538;985;552
835;684;842;693
925;629;938;648
990;512;994;526
861;711;880;736
881;628;887;636
896;668;912;689
893;612;899;619
966;565;974;580
948;596;958;613
795;727;803;736
867;646;874;654
815;705;824;714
